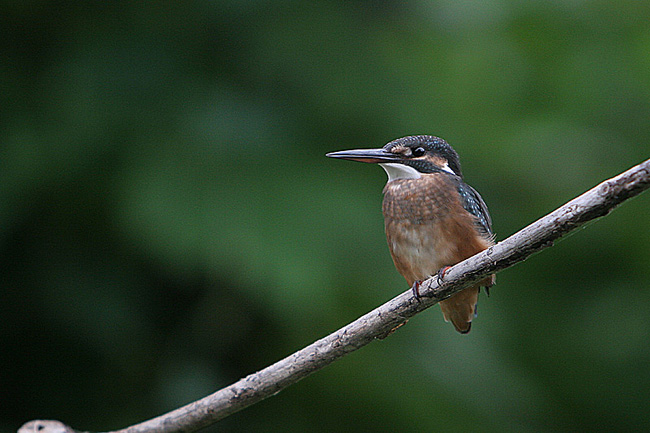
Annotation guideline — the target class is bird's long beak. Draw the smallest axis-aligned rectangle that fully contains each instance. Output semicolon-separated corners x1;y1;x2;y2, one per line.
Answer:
325;148;400;163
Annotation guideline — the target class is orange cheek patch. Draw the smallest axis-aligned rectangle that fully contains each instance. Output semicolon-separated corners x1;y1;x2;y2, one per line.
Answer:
428;156;449;167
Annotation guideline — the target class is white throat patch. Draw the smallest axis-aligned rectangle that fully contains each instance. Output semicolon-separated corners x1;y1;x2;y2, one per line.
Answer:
440;162;455;175
379;163;421;181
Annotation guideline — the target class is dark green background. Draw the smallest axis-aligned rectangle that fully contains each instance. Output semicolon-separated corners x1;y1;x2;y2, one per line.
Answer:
2;1;650;432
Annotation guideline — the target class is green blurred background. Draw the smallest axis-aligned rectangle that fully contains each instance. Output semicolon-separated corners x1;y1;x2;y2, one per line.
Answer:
2;1;650;432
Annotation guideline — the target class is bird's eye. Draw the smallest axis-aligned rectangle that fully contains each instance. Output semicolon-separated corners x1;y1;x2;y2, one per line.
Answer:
412;147;426;157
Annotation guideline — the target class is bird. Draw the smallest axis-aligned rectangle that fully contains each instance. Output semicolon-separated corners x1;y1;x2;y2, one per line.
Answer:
326;135;495;333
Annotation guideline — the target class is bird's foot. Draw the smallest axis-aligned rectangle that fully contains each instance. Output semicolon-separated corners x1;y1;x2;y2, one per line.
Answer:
436;266;452;285
411;280;423;301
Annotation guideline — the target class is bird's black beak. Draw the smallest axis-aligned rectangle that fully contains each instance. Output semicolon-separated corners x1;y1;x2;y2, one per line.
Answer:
326;148;400;164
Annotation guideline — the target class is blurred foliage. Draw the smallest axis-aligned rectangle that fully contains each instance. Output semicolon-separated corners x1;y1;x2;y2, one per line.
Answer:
2;1;650;432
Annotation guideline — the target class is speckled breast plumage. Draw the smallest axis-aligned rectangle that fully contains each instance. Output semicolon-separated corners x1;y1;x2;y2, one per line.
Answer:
382;172;494;333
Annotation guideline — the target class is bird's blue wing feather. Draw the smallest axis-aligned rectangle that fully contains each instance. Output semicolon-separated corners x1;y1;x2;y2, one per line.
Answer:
457;181;492;236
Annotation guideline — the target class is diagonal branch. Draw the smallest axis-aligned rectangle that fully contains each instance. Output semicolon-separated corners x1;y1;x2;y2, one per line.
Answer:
19;158;650;433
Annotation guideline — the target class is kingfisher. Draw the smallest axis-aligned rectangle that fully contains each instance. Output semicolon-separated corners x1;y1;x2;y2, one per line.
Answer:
327;135;495;333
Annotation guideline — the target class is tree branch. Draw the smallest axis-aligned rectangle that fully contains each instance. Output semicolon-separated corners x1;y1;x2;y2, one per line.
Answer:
19;158;650;433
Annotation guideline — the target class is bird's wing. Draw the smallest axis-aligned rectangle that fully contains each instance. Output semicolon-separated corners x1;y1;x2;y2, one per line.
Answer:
456;181;493;236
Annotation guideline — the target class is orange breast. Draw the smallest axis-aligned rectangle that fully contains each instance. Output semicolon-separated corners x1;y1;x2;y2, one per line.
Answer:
382;173;491;286
383;173;495;333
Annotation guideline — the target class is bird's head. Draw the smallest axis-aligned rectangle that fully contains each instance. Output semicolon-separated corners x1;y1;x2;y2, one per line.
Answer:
326;135;462;182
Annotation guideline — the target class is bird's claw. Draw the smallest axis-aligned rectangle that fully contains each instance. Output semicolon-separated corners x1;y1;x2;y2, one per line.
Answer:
412;266;452;301
436;266;452;285
411;280;422;301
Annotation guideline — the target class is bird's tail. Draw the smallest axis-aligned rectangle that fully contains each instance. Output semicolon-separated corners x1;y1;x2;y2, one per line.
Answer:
439;276;494;334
